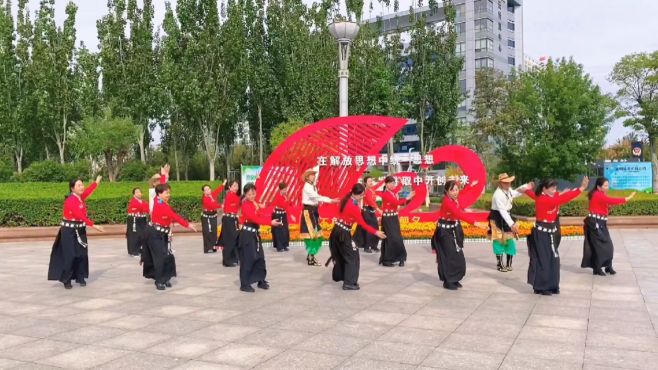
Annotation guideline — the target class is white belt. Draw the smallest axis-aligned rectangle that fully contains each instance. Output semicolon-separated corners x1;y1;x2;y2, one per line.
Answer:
242;225;258;233
588;214;608;221
273;209;286;214
536;225;558;233
223;213;238;218
438;220;460;229
335;220;352;231
382;212;398;217
202;213;218;218
60;220;85;229
128;213;148;218
150;223;171;234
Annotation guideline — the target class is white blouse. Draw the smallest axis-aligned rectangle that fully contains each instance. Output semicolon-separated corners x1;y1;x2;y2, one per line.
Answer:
302;182;332;206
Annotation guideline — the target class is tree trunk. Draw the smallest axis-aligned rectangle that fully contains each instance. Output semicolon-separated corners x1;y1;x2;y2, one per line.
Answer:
138;128;146;163
14;147;23;174
55;134;65;164
226;143;231;180
209;157;216;181
258;104;264;165
105;152;115;182
45;146;50;160
387;139;394;173
173;138;181;181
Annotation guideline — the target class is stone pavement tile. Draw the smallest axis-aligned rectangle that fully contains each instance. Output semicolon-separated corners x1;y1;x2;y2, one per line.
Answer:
322;320;391;340
199;343;283;367
226;311;288;328
271;317;339;334
414;305;476;320
169;287;218;296
171;360;244;370
295;333;370;356
254;349;346;370
0;358;23;369
186;323;261;342
187;308;242;323
99;314;167;330
141;317;211;336
142;304;203;318
334;357;416;370
531;302;591;318
397;314;464;332
49;325;126;344
368;300;425;315
98;330;171;350
499;354;583;370
347;310;410;326
467;308;531;325
590;298;648;311
353;340;434;365
588;307;653;323
421;348;505;370
587;318;656;337
0;334;39;350
378;326;450;346
517;326;587;345
525;314;589;331
586;332;658;353
10;320;82;339
61;309;125;325
439;333;516;354
0;339;78;362
507;338;585;364
0;317;44;334
0;302;48;316
454;318;523;338
97;352;184;369
146;337;227;359
237;328;313;348
585;347;658;370
37;345;129;369
294;305;360;321
105;301;156;315
5;363;64;370
68;298;123;310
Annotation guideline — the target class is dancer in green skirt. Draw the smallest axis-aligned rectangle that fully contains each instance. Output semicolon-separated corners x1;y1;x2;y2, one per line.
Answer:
300;168;338;266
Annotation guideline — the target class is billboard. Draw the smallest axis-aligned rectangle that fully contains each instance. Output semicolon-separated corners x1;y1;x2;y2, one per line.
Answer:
603;162;653;192
241;165;262;191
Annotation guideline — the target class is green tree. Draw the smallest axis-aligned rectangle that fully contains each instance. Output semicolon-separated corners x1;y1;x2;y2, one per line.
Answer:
269;119;307;149
609;51;658;192
31;0;79;164
71;110;138;182
497;58;616;183
404;0;464;155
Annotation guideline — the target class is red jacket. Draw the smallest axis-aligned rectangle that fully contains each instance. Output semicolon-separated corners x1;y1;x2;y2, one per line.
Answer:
63;182;97;226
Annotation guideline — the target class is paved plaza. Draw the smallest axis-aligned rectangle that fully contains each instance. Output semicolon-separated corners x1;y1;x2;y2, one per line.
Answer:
0;229;657;369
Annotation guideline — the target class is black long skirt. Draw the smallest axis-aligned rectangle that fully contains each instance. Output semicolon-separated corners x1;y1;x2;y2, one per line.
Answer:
141;227;177;285
380;214;406;265
218;214;239;266
527;222;560;292
328;225;360;286
271;210;290;251
431;221;466;283
48;225;89;283
237;224;267;288
126;216;148;256
354;207;379;250
300;205;320;239
201;212;219;253
581;216;614;271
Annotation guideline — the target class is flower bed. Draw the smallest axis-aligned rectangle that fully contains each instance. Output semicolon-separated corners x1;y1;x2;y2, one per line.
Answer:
222;220;584;242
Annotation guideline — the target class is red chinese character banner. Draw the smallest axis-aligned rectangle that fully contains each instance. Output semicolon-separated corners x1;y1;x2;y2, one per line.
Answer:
255;115;488;223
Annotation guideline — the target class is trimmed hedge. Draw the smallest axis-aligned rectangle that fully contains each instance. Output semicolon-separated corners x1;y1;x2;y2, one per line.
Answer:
0;181;220;227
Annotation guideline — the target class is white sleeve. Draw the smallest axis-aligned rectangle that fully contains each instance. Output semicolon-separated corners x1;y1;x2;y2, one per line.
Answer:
493;193;515;227
304;184;332;203
510;185;527;198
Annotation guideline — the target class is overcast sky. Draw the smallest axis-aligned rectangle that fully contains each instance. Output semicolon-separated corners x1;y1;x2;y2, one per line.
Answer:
16;0;658;145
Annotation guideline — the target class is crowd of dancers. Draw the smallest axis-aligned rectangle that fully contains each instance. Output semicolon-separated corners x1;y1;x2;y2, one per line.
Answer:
48;165;635;295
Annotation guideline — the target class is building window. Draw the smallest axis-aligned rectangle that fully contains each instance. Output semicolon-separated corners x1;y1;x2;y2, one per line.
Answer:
508;39;515;48
455;3;465;18
456;22;466;34
508;56;515;65
459;79;467;94
474;0;494;13
455;42;466;56
474;18;493;32
475;57;494;69
508;21;515;31
507;5;515;13
475;38;494;52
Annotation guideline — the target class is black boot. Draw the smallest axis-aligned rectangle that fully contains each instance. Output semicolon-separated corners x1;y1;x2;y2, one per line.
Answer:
257;280;270;290
593;269;606;276
605;266;617;275
310;255;321;266
506;255;513;271
164;280;172;288
496;255;506;272
307;254;314;266
63;281;72;289
155;282;166;290
443;282;458;290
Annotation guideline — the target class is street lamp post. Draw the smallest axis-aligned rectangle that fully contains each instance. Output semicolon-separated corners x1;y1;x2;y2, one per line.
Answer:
328;21;359;117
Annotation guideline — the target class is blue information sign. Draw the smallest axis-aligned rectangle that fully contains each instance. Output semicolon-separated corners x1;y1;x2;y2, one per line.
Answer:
603;162;653;192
